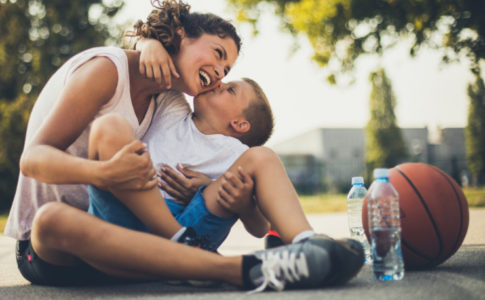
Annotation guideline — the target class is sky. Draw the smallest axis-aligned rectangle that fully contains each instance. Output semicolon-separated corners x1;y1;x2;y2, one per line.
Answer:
115;0;474;146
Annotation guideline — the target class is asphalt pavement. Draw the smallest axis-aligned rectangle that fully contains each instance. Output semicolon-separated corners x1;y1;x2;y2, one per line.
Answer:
1;209;484;299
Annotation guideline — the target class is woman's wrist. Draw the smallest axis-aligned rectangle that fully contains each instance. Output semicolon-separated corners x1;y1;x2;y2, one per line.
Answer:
90;159;111;189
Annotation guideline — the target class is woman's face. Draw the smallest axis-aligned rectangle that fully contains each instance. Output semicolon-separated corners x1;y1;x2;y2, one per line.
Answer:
173;33;238;96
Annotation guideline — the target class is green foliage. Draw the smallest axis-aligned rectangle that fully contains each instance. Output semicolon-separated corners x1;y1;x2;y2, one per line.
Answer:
228;0;485;82
465;74;485;186
0;0;123;210
0;95;33;211
463;187;485;207
365;68;407;179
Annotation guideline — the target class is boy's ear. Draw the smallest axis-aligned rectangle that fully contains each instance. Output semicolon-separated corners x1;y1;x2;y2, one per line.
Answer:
230;119;250;134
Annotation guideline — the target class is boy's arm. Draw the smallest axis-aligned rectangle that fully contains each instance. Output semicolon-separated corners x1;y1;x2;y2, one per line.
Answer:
216;167;270;238
136;38;179;88
158;164;212;205
239;200;270;238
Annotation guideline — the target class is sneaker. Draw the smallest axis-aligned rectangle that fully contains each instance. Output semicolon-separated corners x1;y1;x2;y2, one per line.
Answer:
243;236;364;292
306;235;365;286
172;227;221;287
175;227;200;247
264;230;284;249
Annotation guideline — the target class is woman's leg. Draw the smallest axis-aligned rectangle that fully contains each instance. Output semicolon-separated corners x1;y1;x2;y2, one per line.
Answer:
30;202;243;284
203;146;313;244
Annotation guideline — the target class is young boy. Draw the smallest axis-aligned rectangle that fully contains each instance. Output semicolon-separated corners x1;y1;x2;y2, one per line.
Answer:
89;78;274;251
88;79;338;254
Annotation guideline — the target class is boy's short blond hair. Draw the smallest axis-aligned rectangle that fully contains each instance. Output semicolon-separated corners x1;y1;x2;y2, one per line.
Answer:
238;78;274;147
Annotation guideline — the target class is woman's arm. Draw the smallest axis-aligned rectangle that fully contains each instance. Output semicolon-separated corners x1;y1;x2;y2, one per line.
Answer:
20;57;157;190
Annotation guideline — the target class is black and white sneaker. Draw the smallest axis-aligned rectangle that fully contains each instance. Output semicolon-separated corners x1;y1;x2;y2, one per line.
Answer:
172;227;221;287
264;230;284;249
306;235;365;286
242;235;364;292
175;227;200;247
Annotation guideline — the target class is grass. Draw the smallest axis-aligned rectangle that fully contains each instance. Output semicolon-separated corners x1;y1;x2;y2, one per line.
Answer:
299;193;348;214
0;187;484;233
299;187;485;214
463;187;485;207
0;212;7;234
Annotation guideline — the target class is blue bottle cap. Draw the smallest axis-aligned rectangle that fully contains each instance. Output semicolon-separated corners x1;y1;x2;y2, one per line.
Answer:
351;176;364;185
373;168;390;179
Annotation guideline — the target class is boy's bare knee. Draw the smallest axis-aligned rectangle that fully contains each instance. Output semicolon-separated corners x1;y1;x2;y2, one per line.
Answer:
90;113;134;152
243;146;278;164
94;112;132;135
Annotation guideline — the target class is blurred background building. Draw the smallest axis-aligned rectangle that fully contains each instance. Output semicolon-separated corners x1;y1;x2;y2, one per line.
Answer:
271;127;466;193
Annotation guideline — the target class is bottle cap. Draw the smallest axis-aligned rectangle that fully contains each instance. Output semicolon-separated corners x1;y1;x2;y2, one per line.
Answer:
351;176;364;185
373;168;390;179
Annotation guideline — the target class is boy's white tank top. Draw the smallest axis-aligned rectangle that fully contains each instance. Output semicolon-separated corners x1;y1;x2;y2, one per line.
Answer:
4;46;155;240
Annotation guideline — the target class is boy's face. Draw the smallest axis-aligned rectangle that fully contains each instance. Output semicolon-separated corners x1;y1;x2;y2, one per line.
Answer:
193;80;255;129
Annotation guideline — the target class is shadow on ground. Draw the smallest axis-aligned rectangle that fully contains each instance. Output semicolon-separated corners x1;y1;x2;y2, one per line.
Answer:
0;244;484;300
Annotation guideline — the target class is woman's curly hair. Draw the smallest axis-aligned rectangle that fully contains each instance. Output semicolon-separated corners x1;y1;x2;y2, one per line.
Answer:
126;0;241;54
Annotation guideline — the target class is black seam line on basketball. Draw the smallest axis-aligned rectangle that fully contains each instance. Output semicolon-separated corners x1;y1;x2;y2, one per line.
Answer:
393;166;443;262
432;165;465;258
392;169;435;262
401;237;434;261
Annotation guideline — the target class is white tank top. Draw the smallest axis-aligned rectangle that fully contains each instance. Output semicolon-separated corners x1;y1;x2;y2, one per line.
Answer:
4;46;155;240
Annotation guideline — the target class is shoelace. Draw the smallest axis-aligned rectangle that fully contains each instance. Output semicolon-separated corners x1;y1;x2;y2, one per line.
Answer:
249;249;310;293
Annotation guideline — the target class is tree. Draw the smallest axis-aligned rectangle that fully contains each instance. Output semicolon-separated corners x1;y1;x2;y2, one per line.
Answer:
465;74;485;186
365;68;407;178
0;0;123;211
228;0;484;83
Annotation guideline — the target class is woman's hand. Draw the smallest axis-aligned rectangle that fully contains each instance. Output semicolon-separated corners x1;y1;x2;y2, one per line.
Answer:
137;38;179;88
158;164;212;204
98;140;158;191
216;166;255;215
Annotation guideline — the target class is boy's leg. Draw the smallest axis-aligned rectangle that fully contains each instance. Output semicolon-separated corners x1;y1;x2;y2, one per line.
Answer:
173;187;238;252
88;113;182;238
203;146;312;244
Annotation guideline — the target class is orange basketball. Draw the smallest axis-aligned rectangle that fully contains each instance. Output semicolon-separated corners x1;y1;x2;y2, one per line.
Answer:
362;163;469;269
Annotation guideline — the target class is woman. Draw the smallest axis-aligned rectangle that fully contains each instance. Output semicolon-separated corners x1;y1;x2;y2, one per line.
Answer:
5;0;243;284
5;0;363;290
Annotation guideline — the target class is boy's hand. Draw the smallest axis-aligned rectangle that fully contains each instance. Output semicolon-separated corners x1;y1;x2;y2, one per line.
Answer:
158;164;211;204
216;166;255;215
137;38;179;88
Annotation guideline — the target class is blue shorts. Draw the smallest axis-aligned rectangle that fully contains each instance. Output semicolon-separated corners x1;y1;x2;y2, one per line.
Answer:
88;186;237;252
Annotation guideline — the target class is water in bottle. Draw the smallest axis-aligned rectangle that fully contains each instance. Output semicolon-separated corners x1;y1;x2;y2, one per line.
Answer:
367;168;404;281
346;176;371;263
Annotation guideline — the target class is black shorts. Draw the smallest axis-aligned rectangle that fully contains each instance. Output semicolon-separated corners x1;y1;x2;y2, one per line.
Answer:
16;240;128;286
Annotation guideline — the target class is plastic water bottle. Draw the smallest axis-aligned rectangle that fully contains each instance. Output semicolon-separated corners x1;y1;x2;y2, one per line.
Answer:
367;168;404;281
346;176;371;263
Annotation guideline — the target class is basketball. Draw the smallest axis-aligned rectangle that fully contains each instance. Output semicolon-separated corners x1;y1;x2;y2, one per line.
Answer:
362;162;469;269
